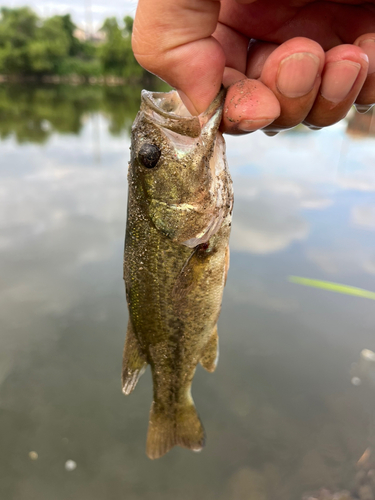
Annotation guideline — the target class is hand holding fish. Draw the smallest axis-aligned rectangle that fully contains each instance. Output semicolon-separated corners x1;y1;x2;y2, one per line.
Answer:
132;0;375;134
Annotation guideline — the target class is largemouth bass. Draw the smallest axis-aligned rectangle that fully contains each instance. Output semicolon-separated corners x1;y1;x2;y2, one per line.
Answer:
122;88;233;459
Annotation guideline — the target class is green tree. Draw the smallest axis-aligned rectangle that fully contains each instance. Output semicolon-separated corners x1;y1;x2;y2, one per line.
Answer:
0;7;38;74
123;16;133;36
60;14;82;56
28;16;70;74
99;17;143;79
0;8;150;82
0;9;71;75
0;7;37;46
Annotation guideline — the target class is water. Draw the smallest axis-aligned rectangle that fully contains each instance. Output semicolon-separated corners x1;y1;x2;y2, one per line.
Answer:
1;84;375;500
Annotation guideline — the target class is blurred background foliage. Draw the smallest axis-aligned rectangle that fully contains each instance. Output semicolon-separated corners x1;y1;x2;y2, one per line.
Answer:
0;7;149;82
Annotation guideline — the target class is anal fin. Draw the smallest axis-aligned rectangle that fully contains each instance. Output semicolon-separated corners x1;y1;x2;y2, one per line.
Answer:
200;326;219;373
122;321;147;395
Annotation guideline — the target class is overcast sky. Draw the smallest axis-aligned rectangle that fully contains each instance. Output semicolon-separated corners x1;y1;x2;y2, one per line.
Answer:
2;0;138;30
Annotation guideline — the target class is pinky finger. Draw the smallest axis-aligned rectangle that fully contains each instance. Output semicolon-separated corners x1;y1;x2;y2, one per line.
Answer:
354;34;375;107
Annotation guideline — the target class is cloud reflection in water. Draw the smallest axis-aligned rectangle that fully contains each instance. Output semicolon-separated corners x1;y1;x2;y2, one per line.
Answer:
1;97;375;500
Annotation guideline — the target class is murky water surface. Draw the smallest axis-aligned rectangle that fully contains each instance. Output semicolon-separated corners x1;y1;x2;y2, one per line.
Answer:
1;84;375;500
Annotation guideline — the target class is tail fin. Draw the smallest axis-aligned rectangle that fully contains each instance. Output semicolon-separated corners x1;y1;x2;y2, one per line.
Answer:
175;403;205;451
146;400;205;459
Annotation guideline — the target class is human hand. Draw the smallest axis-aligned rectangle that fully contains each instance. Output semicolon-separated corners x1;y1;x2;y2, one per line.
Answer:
132;0;375;134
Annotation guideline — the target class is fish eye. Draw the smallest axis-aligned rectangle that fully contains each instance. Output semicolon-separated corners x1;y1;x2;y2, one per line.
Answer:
138;143;161;169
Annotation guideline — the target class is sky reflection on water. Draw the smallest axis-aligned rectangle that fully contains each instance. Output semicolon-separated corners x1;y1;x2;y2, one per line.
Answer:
1;88;375;500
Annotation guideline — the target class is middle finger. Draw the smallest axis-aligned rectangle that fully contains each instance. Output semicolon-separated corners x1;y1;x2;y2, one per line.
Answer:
251;37;325;132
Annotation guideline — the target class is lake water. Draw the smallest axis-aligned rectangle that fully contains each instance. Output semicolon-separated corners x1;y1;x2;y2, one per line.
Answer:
1;84;375;500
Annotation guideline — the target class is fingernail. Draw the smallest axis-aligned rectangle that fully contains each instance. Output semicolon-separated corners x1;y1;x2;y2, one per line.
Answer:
263;130;279;137
277;52;320;98
321;60;360;103
358;39;375;74
238;118;275;132
355;104;373;114
308;125;322;130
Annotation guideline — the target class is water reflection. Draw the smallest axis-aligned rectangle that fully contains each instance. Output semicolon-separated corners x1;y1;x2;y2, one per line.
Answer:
0;83;165;143
0;87;375;499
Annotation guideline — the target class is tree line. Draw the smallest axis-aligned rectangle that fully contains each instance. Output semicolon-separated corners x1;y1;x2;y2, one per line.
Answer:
0;7;151;82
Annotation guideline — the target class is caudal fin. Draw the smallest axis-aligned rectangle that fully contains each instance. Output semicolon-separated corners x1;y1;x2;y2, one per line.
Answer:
146;400;205;459
175;403;206;451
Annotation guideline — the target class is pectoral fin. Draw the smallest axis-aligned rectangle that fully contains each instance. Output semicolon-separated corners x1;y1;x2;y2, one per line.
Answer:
122;321;147;395
172;248;197;302
200;326;219;373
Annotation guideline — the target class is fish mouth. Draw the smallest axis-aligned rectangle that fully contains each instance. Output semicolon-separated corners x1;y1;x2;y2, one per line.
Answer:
140;88;226;138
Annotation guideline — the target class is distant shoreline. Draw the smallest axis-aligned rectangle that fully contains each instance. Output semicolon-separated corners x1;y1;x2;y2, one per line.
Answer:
0;74;141;86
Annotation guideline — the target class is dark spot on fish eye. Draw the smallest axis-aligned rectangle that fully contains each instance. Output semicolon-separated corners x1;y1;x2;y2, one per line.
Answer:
138;143;161;169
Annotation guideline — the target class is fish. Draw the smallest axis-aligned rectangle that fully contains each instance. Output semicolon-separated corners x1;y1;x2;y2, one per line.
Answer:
122;88;233;459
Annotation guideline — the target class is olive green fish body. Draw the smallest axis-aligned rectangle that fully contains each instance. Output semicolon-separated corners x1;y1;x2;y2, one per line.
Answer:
122;89;232;459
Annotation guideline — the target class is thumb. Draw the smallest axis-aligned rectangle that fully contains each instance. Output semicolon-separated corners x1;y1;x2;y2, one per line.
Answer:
132;0;225;114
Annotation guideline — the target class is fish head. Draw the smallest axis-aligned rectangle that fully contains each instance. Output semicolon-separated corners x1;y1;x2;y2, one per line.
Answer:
129;89;233;247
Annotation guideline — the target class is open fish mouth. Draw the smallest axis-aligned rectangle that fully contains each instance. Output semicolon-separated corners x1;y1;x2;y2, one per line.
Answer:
140;88;226;139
